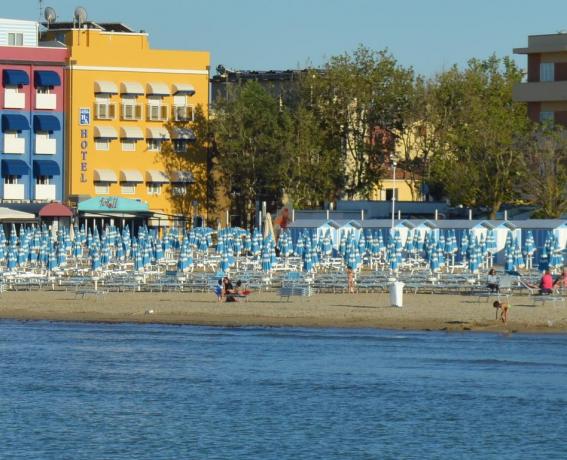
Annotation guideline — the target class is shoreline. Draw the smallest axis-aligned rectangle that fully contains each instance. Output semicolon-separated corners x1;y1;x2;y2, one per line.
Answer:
1;291;566;333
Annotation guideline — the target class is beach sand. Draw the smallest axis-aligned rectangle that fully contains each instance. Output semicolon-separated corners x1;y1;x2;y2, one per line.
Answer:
1;290;566;333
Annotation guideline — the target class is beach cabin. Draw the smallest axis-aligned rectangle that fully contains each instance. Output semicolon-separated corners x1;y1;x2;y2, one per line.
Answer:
338;220;362;242
412;220;439;246
489;221;521;254
513;220;567;265
315;220;341;249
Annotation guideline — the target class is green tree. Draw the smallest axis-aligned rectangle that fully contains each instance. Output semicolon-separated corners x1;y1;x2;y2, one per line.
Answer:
158;105;211;225
519;125;567;218
427;55;528;218
212;81;289;228
308;45;416;199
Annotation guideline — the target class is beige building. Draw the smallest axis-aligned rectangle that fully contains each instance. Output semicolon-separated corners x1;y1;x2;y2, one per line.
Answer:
513;33;567;125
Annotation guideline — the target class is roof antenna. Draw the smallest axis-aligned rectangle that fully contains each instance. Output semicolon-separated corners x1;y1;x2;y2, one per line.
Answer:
74;6;87;45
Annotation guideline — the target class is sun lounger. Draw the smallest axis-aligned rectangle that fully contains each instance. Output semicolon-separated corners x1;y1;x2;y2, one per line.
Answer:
279;285;312;301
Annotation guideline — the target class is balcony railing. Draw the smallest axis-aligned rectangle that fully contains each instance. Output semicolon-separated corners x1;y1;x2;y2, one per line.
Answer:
4;183;25;200
35;183;56;201
172;105;194;122
4;91;25;109
146;104;169;122
4;136;25;154
95;103;116;120
35;93;57;110
121;103;143;121
35;137;56;155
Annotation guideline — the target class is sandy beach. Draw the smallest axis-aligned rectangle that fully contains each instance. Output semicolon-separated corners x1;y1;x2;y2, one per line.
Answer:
1;290;566;333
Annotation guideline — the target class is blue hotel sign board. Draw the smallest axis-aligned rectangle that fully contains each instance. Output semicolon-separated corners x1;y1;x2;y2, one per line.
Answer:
79;108;90;125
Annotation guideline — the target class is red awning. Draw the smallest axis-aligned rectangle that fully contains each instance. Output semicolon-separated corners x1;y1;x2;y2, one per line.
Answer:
39;203;74;218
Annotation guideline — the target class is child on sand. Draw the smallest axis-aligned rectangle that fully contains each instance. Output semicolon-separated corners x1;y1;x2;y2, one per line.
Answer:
493;300;509;324
214;279;223;302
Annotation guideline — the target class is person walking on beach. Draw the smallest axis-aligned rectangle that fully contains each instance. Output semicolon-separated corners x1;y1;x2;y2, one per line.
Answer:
346;267;356;294
493;300;509;324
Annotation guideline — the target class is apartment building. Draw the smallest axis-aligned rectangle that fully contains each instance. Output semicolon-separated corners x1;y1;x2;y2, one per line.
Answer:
0;18;67;202
513;33;567;125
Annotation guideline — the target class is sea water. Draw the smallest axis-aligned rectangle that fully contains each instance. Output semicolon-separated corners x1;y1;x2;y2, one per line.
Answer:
0;321;566;460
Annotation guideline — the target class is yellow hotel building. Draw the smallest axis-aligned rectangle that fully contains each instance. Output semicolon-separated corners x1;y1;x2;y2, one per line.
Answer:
42;21;209;225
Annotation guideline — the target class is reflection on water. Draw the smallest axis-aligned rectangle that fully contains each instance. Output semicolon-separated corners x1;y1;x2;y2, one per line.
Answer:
0;321;566;459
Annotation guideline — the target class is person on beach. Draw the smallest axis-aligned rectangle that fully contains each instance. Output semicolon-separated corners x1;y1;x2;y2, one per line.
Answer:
223;277;236;302
346;267;356;294
539;270;554;295
553;267;567;290
214;279;223;302
493;300;509;324
486;268;499;293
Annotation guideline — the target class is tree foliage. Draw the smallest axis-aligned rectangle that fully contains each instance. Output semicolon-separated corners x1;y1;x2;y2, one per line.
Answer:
427;55;528;218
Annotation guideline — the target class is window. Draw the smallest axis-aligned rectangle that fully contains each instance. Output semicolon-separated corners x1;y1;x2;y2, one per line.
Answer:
173;105;194;121
147;138;163;152
8;33;24;46
95;138;111;151
120;182;136;195
384;188;399;201
147;183;162;196
121;139;137;152
540;111;554;123
540;63;555;82
121;95;142;120
4;175;19;185
171;184;187;196
95;95;115;120
36;176;51;185
94;182;110;194
36;87;51;94
5;87;21;96
173;140;188;153
147;96;168;121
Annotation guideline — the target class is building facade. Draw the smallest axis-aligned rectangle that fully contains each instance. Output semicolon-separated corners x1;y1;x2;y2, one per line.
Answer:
513;33;567;125
42;21;209;224
0;18;67;203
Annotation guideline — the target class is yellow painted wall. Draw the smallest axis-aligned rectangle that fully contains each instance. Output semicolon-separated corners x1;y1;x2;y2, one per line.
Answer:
369;178;416;201
45;28;210;217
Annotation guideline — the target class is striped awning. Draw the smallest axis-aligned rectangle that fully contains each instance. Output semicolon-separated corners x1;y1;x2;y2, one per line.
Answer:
120;81;144;95
146;82;169;95
120;126;144;139
120;170;143;183
94;81;118;94
93;169;117;182
172;83;196;96
146;127;170;139
94;126;118;138
145;170;169;183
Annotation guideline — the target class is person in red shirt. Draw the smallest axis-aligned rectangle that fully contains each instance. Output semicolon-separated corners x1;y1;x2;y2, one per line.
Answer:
539;270;554;295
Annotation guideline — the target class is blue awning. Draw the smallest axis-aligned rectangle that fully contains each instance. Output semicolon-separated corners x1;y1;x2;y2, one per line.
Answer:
33;115;60;132
3;69;29;86
2;114;30;132
1;160;29;177
34;70;61;87
33;160;60;177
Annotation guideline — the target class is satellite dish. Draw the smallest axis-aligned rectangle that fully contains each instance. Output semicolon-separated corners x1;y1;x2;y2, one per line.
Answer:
44;7;57;24
74;6;87;24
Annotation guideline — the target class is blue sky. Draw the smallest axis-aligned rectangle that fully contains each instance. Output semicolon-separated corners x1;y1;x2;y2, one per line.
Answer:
5;0;567;76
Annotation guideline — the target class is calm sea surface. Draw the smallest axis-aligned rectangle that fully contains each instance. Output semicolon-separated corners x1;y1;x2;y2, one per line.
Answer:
0;321;566;460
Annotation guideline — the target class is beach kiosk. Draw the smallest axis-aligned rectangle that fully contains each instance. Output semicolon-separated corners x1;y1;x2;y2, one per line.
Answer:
77;196;150;232
39;203;74;235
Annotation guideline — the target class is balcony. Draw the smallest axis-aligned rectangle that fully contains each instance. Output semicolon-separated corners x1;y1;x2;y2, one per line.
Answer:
172;105;194;122
35;136;56;155
4;183;25;200
35;183;56;201
4;136;25;154
35;93;57;110
513;81;567;102
146;104;169;122
95;103;116;120
4;91;25;109
121;103;143;121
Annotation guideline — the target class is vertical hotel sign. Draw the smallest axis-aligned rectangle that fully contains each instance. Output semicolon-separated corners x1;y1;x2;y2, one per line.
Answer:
79;108;90;183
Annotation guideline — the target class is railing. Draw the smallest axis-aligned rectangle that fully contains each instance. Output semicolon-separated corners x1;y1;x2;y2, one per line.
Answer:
146;104;169;122
4;136;25;154
35;184;56;201
121;103;143;121
4;184;25;200
95;103;116;120
4;91;25;109
35;93;56;110
35;137;56;155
